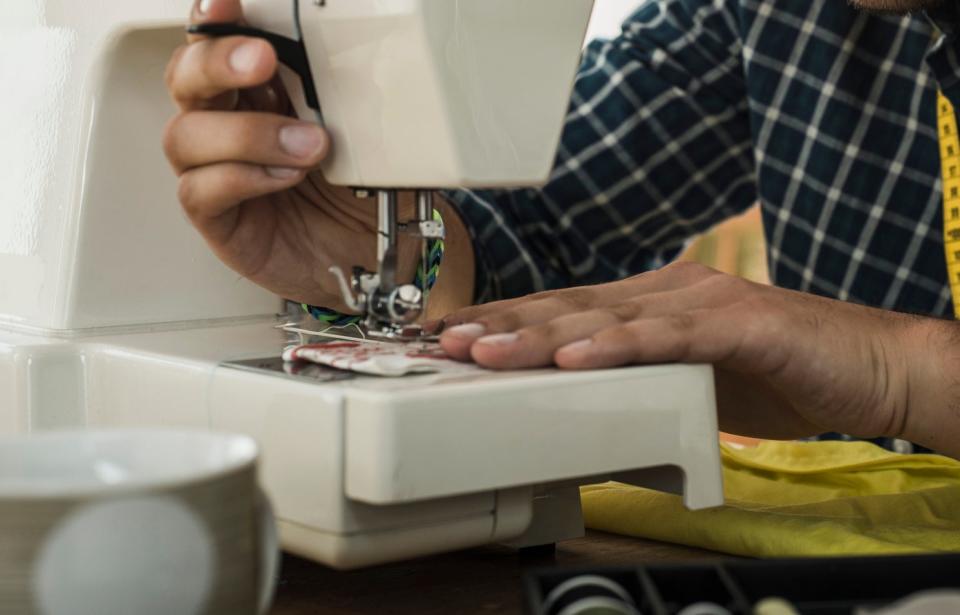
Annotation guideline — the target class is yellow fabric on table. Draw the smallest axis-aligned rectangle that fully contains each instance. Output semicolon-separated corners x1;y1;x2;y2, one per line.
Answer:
581;440;960;557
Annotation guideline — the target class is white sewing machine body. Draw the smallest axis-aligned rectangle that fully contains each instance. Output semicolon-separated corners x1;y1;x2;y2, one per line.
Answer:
1;324;723;568
0;0;725;569
243;0;598;188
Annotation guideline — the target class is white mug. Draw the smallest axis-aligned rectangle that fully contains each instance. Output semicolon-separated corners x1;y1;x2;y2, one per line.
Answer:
0;430;279;615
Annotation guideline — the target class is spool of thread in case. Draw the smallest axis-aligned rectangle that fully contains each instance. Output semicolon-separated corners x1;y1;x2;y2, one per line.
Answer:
541;575;641;615
677;602;733;615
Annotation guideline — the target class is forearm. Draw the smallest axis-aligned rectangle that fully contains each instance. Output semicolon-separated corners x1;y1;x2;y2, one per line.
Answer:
902;317;960;458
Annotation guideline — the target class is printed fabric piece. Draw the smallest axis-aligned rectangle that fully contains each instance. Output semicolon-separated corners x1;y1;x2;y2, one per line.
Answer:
282;342;481;377
581;440;960;557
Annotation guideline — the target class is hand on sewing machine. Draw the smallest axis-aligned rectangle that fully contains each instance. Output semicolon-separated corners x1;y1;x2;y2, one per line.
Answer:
161;0;473;315
438;262;959;457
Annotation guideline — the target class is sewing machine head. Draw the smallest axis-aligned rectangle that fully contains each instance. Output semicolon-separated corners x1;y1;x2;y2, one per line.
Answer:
193;0;596;338
0;0;592;337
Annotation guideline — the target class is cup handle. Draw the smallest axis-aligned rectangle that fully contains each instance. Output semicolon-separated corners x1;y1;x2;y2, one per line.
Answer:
255;488;280;615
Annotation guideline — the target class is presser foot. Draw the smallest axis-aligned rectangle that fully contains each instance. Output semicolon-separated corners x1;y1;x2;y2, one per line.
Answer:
327;188;445;343
329;266;429;340
363;322;440;344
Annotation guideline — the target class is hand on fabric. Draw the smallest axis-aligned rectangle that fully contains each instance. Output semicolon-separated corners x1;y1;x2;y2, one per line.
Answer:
439;262;957;455
161;0;473;314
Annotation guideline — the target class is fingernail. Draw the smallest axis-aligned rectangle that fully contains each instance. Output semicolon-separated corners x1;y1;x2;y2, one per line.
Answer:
447;323;486;339
477;333;519;346
197;0;213;15
229;41;263;74
266;166;302;179
559;339;593;355
279;124;326;158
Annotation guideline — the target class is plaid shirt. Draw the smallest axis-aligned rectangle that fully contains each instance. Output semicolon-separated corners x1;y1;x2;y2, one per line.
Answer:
447;0;960;319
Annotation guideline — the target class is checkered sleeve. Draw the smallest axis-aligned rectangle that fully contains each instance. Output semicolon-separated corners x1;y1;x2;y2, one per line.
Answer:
445;0;759;303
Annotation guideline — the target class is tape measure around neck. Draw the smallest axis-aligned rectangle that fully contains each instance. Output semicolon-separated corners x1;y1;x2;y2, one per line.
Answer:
937;90;960;318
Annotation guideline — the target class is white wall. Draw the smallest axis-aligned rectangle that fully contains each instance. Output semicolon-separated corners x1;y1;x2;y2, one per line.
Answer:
586;0;642;42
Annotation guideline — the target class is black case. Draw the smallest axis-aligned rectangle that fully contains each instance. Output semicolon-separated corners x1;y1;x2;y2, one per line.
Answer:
525;554;960;614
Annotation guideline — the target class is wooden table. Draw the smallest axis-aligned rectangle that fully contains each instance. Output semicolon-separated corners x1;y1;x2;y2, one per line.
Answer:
272;531;725;614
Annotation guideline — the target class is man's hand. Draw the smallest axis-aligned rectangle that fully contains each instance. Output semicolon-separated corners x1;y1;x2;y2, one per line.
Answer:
162;0;474;315
439;262;958;455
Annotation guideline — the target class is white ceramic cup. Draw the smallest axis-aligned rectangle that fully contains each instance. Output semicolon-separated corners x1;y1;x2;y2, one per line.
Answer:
0;430;279;615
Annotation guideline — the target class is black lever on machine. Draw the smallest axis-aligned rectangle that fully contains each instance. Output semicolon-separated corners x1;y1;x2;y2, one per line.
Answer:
186;23;322;114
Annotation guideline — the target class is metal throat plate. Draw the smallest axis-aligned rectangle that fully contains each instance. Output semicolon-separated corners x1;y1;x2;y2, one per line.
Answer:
223;356;360;384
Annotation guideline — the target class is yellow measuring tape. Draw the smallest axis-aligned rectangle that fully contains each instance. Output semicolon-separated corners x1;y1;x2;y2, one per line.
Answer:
937;91;960;318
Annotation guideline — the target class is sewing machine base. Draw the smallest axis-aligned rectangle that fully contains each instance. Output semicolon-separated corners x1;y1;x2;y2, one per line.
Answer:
0;318;724;569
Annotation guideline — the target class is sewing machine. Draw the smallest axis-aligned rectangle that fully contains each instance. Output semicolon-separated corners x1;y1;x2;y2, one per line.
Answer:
0;0;725;569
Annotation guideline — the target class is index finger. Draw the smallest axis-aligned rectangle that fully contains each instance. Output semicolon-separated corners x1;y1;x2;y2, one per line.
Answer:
188;0;245;44
164;0;259;111
166;35;277;110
